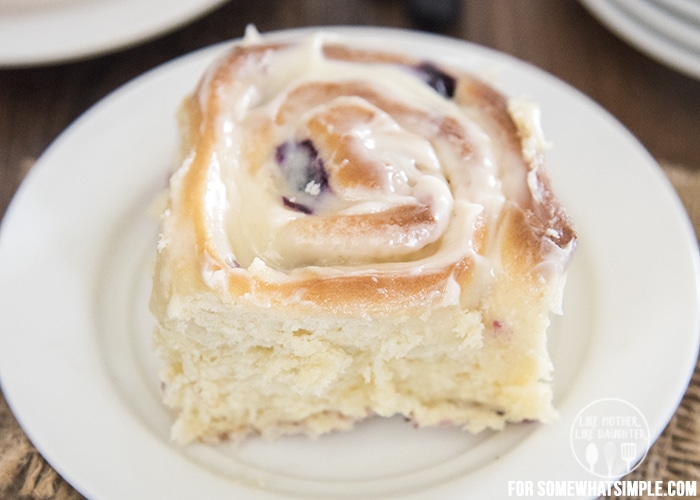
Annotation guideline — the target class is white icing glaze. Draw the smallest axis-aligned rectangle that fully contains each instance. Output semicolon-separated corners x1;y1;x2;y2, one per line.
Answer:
227;40;482;268
168;32;573;311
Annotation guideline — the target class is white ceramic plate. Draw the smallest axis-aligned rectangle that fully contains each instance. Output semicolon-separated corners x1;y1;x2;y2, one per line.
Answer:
0;0;229;66
580;0;700;80
1;27;698;500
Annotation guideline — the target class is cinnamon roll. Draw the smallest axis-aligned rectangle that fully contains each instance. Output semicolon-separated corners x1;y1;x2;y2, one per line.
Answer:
150;28;576;443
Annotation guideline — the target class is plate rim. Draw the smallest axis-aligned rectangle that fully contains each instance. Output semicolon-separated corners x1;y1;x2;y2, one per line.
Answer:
580;0;700;80
0;0;230;67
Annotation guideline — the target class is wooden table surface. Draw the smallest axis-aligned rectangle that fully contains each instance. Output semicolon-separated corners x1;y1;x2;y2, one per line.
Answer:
1;1;699;498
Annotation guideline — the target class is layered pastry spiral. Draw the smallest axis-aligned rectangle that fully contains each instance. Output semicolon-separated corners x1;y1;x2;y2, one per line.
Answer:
151;29;576;443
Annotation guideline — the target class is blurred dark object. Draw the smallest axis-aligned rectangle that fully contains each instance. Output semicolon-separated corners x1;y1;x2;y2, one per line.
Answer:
406;0;462;31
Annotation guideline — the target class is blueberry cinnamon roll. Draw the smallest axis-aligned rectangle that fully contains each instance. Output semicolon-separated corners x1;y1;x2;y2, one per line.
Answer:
150;29;576;443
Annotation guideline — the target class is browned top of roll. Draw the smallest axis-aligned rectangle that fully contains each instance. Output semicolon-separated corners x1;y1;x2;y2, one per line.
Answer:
157;31;576;316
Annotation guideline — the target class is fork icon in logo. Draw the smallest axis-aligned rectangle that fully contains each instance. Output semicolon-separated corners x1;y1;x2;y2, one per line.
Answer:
621;442;637;472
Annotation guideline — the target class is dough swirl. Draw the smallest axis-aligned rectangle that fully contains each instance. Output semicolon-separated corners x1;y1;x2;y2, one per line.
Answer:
163;30;575;315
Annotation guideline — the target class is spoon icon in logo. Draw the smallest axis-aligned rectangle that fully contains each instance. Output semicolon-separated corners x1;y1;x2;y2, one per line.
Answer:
585;442;599;473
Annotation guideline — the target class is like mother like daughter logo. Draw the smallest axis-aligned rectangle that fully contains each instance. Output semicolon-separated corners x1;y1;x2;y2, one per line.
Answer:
506;399;696;498
570;398;651;478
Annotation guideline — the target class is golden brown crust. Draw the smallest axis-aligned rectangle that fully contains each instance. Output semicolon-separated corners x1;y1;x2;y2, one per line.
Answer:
253;259;472;315
276;204;438;266
455;76;576;255
306;101;387;190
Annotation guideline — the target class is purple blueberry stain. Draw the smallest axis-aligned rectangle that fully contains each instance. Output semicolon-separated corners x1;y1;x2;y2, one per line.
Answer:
275;139;330;214
282;196;313;214
414;62;456;99
224;254;240;269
